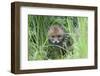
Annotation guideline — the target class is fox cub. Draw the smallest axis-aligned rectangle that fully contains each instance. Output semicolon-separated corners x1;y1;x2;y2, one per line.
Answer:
47;25;74;59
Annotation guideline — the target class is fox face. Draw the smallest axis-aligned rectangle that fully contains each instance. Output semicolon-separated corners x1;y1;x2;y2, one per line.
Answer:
48;25;65;45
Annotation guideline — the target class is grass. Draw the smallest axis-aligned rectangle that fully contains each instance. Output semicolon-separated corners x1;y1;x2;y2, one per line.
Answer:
28;15;88;60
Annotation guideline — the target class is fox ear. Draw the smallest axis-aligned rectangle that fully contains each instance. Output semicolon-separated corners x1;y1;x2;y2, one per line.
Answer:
47;25;52;32
60;25;67;33
48;25;54;29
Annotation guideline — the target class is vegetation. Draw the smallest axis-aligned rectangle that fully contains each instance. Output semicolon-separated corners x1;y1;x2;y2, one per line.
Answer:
28;15;88;60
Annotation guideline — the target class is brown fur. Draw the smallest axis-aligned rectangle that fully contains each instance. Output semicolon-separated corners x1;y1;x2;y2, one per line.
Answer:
48;25;64;37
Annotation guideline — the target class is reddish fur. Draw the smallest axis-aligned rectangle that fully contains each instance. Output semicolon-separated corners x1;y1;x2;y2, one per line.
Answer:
48;26;64;37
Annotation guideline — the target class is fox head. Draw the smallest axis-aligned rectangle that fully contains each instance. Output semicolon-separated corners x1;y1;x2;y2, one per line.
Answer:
48;25;65;45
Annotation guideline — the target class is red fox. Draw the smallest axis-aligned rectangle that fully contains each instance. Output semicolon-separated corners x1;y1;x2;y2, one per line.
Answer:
47;25;74;59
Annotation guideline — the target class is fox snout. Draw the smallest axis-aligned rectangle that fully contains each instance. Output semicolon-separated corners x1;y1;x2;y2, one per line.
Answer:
52;38;60;44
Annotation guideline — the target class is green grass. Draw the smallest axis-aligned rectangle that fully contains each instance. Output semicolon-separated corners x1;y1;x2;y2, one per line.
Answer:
28;15;88;60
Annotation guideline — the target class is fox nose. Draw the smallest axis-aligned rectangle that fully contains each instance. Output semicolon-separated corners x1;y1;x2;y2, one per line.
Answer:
52;39;59;43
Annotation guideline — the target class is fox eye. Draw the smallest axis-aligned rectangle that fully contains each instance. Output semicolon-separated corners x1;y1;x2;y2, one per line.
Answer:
51;36;55;38
57;35;61;38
